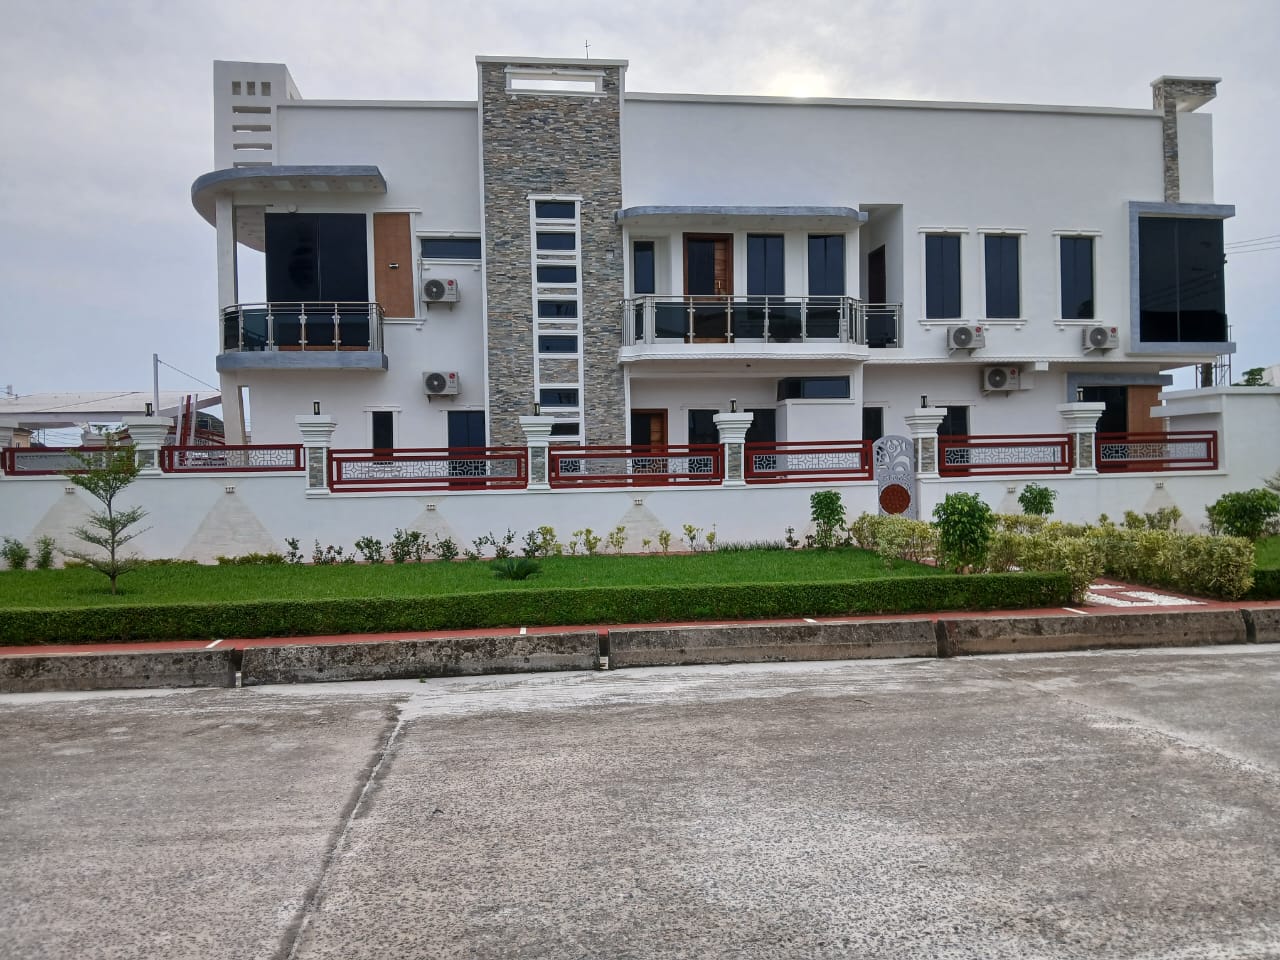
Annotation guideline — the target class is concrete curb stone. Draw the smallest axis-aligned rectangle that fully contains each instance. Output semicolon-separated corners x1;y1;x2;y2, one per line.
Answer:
936;609;1248;657
0;649;236;693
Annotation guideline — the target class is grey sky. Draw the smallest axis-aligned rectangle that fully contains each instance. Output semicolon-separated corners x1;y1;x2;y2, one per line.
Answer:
1;0;1275;401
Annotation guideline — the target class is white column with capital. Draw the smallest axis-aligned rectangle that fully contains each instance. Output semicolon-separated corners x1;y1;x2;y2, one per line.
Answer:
519;415;557;491
903;407;947;478
1057;402;1107;475
713;412;754;487
296;414;338;494
123;415;175;475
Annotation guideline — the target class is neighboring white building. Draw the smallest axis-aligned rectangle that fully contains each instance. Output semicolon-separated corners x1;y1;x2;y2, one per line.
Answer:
191;58;1232;456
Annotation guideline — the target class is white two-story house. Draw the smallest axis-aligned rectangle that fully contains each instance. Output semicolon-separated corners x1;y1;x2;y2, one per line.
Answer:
192;57;1231;458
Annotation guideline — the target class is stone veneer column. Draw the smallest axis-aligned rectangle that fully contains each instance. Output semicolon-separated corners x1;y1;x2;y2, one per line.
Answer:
712;412;754;487
123;416;174;475
518;415;557;490
477;58;627;447
904;408;946;478
296;414;338;494
1058;402;1108;475
1151;77;1219;203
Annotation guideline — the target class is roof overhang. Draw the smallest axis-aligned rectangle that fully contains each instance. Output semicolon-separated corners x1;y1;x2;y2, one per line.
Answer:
191;165;387;250
617;205;868;228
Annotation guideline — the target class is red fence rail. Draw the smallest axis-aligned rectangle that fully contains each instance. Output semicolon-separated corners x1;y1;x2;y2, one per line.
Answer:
1095;431;1218;472
939;434;1072;476
161;444;304;473
744;440;873;484
328;446;528;492
548;445;723;487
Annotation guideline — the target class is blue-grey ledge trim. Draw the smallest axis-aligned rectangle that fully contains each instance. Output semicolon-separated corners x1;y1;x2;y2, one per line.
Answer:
216;351;389;373
1128;200;1236;356
617;205;868;223
192;165;387;225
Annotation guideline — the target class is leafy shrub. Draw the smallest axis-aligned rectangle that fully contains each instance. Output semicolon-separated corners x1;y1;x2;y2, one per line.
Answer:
0;572;1071;645
1248;569;1280;600
847;513;936;564
1206;489;1280;541
354;536;385;564
433;537;459;562
389;529;428;564
995;514;1048;534
216;552;286;565
983;531;1104;603
522;526;560;559
657;530;672;554
1;537;31;570
285;538;304;564
932;493;995;573
1088;526;1255;600
33;536;56;570
714;540;790;552
809;490;847;549
311;542;354;565
1017;483;1057;517
491;557;542;581
606;526;628;554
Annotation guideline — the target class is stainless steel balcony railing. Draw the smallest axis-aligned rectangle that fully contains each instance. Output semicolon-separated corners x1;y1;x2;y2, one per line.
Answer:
220;302;385;353
623;297;902;347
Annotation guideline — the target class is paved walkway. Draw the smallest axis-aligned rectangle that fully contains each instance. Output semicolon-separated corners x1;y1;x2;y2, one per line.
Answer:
2;579;1275;659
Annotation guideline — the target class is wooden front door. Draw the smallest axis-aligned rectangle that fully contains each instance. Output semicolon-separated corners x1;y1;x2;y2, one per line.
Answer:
630;410;669;477
1127;385;1162;434
684;234;733;341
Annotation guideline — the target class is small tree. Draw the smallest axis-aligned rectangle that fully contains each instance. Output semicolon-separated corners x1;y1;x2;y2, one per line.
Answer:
932;492;995;572
1017;483;1057;517
63;441;149;594
1235;367;1267;387
809;490;846;549
1205;488;1280;541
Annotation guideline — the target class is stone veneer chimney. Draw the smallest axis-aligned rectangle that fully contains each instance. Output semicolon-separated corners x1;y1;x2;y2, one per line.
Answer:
1151;76;1220;203
477;57;628;447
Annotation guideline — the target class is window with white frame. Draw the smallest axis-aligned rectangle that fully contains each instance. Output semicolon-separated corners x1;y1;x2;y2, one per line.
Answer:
1059;235;1096;320
924;233;963;319
529;196;584;436
982;233;1021;319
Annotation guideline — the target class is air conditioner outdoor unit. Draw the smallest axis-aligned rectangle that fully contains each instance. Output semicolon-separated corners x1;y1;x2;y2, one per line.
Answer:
982;366;1021;392
422;278;460;303
947;324;986;351
423;371;460;396
1083;325;1119;352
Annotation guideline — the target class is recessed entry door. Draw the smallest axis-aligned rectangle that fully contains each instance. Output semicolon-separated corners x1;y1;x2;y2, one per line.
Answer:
684;234;733;341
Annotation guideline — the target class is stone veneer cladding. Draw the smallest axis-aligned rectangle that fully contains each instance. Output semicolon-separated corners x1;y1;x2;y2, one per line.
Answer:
479;61;627;446
1151;78;1219;203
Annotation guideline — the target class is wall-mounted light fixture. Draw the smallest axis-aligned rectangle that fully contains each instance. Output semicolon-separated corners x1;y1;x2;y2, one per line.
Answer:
920;395;928;408
1076;387;1085;402
312;401;321;415
729;398;737;413
532;402;541;416
144;402;154;417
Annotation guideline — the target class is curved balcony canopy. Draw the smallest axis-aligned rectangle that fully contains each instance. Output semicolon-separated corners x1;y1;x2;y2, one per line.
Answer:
616;205;867;229
191;165;386;251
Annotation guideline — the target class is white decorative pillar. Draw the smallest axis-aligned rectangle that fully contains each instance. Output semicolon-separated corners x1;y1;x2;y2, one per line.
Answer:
296;414;338;494
518;415;556;491
1058;402;1107;475
904;407;947;478
215;193;238;312
123;415;174;475
713;412;754;487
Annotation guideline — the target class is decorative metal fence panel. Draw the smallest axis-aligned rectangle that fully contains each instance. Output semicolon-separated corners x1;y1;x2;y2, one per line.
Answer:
0;447;116;476
161;445;304;473
548;445;724;487
938;435;1072;476
328;447;528;492
744;440;874;484
1095;432;1218;472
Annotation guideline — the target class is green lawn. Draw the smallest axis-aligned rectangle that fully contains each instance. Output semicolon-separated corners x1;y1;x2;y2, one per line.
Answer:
1257;536;1280;570
0;549;939;610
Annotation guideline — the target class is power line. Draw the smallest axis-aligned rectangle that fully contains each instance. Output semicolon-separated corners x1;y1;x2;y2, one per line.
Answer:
1226;245;1280;256
156;358;219;392
1225;233;1280;247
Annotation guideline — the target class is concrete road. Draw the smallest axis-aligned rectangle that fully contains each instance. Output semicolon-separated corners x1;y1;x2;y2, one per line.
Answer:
3;646;1280;959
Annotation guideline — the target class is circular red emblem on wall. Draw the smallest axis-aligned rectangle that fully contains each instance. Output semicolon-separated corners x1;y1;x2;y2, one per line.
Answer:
879;483;912;515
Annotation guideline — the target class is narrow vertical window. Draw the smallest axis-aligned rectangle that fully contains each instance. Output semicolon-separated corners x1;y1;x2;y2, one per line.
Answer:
371;411;394;452
862;407;884;443
984;234;1020;319
747;234;785;296
925;234;962;319
807;235;845;295
633;241;655;294
1059;236;1095;320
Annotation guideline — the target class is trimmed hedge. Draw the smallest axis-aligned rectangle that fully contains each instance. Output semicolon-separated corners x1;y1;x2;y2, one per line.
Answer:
0;572;1070;646
1247;568;1280;600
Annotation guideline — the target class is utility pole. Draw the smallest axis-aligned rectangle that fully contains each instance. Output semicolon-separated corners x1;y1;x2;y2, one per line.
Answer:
152;353;160;416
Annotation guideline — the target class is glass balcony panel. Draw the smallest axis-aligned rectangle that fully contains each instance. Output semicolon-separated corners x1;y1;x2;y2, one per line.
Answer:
732;298;766;339
633;301;645;342
806;297;841;339
691;304;730;340
768;302;802;342
272;305;303;347
866;307;899;347
336;304;371;348
240;307;269;350
654;302;688;339
308;309;337;348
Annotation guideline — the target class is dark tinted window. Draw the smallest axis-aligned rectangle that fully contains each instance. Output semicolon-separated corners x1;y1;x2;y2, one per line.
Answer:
984;234;1020;319
1138;217;1226;342
925;234;962;319
537;265;577;284
420;237;482;260
371;411;394;451
1060;236;1095;320
748;235;785;296
937;405;969;437
539;389;579;407
633;241;655;295
446;410;485;448
550;422;580;436
536;232;575;251
535;200;576;219
777;377;851;400
745;408;776;444
537;300;578;319
538;335;578;353
266;213;368;302
807;235;845;295
688;409;719;445
862;407;884;443
1080;386;1127;434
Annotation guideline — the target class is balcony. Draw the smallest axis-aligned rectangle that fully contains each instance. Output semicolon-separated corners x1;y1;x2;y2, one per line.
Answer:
621;296;901;363
216;302;388;372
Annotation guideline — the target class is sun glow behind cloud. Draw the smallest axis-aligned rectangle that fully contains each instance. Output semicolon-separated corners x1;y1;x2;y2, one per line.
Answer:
761;68;838;99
